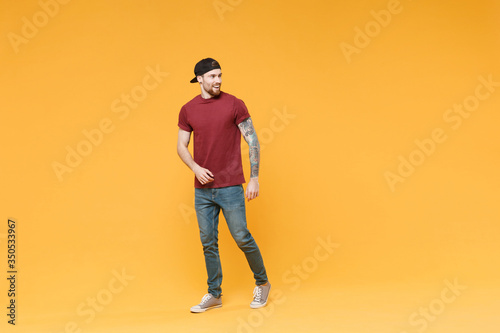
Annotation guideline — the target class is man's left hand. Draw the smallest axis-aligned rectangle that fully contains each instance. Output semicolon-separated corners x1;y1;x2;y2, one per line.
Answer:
246;178;259;201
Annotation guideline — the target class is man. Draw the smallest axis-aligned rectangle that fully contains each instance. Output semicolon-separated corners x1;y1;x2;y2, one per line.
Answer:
177;58;271;313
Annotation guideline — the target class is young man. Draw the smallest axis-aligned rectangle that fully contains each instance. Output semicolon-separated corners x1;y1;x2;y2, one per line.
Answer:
177;58;271;313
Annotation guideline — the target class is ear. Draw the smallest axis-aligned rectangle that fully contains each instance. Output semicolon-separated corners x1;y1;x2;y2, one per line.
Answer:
197;75;202;83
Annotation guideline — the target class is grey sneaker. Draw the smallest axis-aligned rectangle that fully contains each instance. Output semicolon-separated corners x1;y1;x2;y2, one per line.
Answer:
190;293;222;313
250;282;271;309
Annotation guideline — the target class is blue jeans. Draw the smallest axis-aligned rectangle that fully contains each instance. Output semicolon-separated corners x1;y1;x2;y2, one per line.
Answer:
194;185;268;298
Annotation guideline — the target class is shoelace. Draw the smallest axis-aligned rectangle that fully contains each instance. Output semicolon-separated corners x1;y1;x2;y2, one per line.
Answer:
253;286;262;302
200;294;212;304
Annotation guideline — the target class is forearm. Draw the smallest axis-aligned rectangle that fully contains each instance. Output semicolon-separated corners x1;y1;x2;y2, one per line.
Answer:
238;118;260;200
238;117;260;179
177;144;198;172
248;138;260;179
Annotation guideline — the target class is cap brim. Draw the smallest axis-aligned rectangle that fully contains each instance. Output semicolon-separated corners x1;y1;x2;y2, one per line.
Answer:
190;77;198;83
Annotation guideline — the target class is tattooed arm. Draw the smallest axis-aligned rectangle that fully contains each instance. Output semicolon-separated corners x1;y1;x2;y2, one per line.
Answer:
238;117;260;201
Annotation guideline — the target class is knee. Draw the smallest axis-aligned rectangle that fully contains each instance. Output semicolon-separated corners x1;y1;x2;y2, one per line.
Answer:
200;232;218;248
202;241;219;256
233;231;254;249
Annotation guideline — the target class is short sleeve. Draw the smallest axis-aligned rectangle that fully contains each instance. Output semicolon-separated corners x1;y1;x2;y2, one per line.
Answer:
178;106;193;132
234;98;251;125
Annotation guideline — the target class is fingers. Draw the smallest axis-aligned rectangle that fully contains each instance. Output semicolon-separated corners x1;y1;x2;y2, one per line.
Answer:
198;169;214;185
199;177;213;185
246;188;259;201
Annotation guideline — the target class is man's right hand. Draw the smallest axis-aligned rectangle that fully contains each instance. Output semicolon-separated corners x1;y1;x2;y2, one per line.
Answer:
193;165;214;185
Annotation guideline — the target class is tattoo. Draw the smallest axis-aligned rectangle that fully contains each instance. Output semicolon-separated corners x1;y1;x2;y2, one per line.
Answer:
238;118;260;178
250;147;259;163
238;117;255;137
251;164;259;178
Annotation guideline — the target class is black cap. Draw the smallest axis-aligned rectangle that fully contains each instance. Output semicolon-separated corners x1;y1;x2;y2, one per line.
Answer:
190;58;221;83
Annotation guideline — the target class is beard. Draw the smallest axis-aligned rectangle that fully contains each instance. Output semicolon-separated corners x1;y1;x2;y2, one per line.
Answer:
204;82;221;97
208;87;221;97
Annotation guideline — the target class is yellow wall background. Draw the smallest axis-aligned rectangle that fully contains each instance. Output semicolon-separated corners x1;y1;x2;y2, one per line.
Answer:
1;0;499;332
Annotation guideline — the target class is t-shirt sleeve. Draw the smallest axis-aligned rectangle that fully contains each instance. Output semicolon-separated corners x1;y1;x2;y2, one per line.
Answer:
178;106;193;132
234;98;251;125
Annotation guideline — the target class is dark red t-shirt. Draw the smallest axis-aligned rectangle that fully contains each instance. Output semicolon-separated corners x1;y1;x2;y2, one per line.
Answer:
178;91;251;189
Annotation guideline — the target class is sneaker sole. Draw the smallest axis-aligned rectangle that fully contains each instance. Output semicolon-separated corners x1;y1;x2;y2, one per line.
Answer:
250;302;267;309
190;304;222;313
